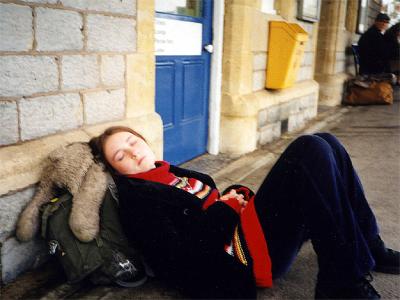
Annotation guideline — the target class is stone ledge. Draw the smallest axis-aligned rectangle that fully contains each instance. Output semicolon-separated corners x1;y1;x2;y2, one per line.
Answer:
257;79;319;109
221;79;319;117
220;80;319;155
0;113;163;196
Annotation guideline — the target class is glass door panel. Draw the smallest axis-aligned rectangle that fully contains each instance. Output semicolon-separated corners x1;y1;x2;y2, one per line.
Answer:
155;0;203;18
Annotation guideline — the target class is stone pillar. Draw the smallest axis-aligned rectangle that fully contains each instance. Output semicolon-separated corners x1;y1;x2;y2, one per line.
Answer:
220;0;259;154
314;0;349;106
346;0;359;33
126;0;155;118
275;0;297;22
124;0;163;158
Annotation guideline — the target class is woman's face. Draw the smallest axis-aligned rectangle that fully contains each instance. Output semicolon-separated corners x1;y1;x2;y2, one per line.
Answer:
103;131;156;175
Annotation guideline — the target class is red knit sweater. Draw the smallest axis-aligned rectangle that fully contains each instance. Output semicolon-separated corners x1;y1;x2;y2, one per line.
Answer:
128;161;272;287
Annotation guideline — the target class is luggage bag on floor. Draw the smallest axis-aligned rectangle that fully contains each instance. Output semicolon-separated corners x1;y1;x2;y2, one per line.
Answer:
344;80;393;105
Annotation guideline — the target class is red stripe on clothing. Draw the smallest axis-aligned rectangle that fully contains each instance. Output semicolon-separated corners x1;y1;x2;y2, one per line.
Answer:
240;197;273;287
202;189;219;210
127;161;176;185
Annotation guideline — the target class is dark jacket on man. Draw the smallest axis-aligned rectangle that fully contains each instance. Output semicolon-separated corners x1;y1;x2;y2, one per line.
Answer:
358;25;387;74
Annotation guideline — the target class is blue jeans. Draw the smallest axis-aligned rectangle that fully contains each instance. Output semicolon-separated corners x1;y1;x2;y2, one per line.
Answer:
254;133;378;285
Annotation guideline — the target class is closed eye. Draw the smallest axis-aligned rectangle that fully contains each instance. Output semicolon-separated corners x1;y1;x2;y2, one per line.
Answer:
127;135;137;147
115;151;124;162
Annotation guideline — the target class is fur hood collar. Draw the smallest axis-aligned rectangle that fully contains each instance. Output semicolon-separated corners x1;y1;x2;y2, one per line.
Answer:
16;142;108;242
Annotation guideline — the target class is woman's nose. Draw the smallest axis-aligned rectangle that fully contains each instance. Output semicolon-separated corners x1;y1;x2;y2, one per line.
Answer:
125;147;138;158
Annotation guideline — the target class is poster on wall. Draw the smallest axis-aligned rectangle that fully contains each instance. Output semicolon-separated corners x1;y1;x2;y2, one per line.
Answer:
297;0;321;22
155;17;202;56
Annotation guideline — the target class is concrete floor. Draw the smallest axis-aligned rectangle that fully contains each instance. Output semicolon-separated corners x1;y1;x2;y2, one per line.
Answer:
2;98;399;299
254;100;400;299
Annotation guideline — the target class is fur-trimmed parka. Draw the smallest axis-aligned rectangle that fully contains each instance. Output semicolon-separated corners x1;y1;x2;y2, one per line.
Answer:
16;142;108;242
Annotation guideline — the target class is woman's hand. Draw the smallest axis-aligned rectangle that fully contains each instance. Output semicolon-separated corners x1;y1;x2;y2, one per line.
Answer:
220;189;248;210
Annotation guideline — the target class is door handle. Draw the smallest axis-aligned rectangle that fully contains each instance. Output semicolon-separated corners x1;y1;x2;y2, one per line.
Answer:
204;44;214;53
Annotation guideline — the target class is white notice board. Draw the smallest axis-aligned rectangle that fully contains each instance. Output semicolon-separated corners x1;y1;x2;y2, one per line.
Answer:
155;18;203;56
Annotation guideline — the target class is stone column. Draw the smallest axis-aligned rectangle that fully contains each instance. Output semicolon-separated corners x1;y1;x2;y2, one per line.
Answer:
220;0;260;154
275;0;297;22
124;0;163;158
346;0;359;33
314;0;349;106
126;0;155;118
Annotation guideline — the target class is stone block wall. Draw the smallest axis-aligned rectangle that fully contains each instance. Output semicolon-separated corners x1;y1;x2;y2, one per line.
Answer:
257;92;318;145
295;21;316;82
0;0;143;285
0;187;49;285
0;0;137;146
248;5;319;147
220;0;319;154
252;52;267;91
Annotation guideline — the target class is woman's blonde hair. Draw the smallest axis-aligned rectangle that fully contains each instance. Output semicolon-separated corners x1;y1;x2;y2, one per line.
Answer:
89;126;146;175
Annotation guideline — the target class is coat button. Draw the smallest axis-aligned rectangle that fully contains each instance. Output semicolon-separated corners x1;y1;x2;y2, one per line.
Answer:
183;208;189;215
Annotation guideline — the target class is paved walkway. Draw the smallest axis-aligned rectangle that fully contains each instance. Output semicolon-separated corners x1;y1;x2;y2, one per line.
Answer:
2;98;399;299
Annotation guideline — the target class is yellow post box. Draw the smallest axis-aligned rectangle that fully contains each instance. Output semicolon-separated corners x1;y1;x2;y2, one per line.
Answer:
266;21;308;89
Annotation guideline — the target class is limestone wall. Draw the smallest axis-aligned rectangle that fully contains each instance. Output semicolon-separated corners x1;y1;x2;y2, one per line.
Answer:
252;9;319;144
257;82;318;145
220;0;319;154
0;0;137;145
0;0;162;284
313;0;350;106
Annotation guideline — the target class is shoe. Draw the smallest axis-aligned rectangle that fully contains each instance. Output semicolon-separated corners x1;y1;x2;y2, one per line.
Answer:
109;250;148;288
370;236;400;274
315;274;381;299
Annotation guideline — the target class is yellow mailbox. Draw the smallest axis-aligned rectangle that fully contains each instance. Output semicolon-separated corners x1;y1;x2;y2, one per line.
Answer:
266;21;308;89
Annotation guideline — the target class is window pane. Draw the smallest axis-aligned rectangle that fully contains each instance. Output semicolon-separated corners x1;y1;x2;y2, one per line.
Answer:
155;0;203;18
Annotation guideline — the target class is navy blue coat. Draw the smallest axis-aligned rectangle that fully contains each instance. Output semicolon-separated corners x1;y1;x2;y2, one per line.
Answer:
115;165;256;299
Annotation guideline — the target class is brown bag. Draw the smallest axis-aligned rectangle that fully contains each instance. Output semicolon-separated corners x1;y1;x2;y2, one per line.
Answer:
344;81;393;105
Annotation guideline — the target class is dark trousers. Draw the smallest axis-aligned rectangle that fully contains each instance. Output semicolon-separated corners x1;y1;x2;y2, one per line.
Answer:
254;133;378;285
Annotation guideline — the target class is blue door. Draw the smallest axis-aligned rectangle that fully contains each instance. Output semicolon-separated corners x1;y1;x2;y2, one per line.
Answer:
155;1;213;165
